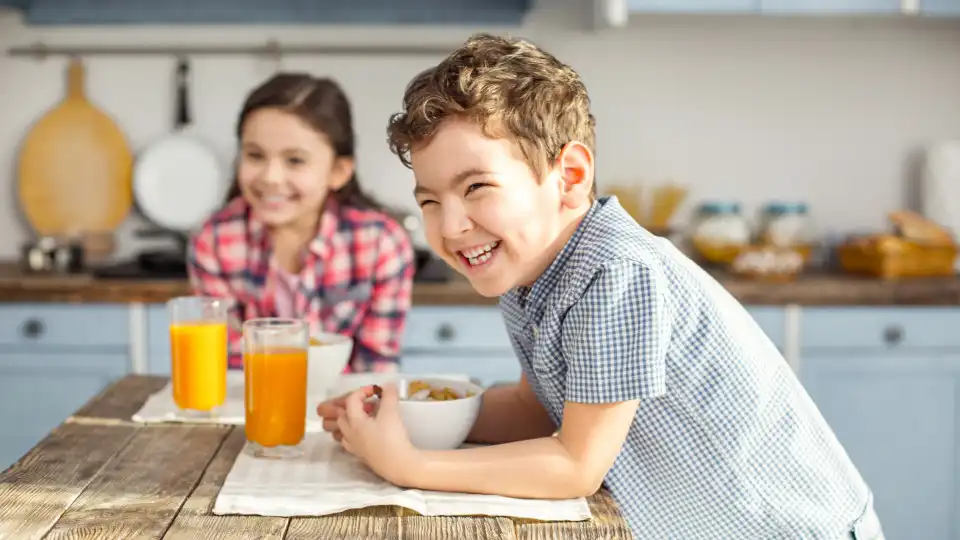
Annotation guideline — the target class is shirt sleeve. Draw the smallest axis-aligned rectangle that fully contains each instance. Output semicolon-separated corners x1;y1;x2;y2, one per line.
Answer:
187;223;245;369
560;259;672;403
350;219;415;372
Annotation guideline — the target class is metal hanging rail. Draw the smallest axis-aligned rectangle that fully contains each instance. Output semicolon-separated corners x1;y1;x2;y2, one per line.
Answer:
5;40;456;59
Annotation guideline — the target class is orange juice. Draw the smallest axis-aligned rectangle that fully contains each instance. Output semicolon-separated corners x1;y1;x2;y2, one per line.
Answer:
244;348;308;447
170;322;227;411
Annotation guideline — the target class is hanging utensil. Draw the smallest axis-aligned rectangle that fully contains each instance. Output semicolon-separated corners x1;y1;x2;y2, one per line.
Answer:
133;57;226;237
17;57;134;241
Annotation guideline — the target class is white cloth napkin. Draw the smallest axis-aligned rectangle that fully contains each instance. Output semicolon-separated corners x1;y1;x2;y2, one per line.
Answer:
212;431;592;522
131;371;471;431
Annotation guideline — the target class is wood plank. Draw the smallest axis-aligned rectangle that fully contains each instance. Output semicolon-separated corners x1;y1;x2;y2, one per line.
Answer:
71;374;168;422
286;505;401;540
516;490;632;540
401;513;517;540
0;423;136;540
164;428;289;540
43;425;229;540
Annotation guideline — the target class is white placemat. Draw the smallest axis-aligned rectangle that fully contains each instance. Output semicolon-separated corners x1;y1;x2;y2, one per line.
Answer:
131;371;471;430
212;431;592;522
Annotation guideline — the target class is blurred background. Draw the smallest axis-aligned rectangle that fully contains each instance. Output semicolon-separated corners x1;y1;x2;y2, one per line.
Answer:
1;1;960;539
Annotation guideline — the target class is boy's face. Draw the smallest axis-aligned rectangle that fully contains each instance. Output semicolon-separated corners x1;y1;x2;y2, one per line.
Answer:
411;118;592;297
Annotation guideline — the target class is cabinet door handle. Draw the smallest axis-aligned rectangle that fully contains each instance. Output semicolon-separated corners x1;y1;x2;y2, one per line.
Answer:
21;318;45;339
436;324;456;342
883;325;904;345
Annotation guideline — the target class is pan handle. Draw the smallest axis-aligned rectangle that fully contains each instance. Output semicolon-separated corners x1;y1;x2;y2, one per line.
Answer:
175;57;191;129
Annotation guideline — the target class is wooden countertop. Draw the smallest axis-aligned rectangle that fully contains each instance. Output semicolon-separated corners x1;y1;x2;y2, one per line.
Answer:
2;263;960;305
0;375;631;539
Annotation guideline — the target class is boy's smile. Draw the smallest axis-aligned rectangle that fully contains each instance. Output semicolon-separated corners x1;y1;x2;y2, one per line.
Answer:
411;118;594;297
458;240;502;270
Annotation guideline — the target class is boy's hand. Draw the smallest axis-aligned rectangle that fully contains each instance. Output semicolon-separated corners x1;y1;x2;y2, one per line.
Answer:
335;383;420;485
316;386;378;442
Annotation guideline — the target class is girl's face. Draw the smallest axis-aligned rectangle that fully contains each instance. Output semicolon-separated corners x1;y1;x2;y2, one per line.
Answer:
237;107;353;230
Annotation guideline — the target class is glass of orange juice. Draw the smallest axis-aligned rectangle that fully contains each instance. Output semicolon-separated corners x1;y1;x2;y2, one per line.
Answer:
243;317;308;459
168;296;228;419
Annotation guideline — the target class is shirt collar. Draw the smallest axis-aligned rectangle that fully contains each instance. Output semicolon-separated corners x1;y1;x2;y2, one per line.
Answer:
246;197;341;262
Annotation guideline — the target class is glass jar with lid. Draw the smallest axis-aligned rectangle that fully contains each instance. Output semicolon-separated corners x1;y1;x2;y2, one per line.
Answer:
759;202;813;248
689;202;751;265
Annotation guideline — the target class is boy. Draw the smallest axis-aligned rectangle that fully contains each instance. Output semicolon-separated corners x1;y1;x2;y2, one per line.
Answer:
317;33;884;539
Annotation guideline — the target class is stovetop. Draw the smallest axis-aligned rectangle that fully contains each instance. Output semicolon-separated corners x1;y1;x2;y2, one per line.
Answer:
91;250;187;280
89;248;452;283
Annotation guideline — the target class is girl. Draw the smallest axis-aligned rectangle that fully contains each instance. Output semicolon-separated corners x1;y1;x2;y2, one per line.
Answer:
188;73;415;373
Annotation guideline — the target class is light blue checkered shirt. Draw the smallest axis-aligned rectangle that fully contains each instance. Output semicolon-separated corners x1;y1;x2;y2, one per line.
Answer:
499;196;871;539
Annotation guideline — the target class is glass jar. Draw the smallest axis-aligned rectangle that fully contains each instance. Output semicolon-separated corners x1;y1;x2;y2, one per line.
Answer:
690;202;751;265
759;202;812;248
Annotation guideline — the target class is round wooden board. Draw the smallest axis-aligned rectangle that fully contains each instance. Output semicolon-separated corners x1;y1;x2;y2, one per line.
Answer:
17;58;134;236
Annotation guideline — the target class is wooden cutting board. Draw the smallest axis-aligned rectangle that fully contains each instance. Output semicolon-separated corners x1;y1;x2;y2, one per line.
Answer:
17;57;134;237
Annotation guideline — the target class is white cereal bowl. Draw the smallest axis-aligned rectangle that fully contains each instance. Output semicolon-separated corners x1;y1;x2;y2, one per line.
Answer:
396;377;485;451
307;332;353;399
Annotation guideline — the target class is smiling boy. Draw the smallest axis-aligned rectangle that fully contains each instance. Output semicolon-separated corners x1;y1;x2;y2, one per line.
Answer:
317;34;884;539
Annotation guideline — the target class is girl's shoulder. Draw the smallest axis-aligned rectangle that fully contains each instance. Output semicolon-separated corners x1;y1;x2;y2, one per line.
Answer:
190;197;251;254
204;196;250;227
337;204;408;237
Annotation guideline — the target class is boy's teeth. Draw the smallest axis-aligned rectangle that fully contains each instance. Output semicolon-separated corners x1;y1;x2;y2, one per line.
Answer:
464;241;500;265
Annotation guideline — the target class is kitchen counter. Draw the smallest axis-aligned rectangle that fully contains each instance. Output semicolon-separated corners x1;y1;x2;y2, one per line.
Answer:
0;375;631;539
2;263;960;305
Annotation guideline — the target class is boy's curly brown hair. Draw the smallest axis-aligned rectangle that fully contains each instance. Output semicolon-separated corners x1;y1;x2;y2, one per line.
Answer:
386;33;596;192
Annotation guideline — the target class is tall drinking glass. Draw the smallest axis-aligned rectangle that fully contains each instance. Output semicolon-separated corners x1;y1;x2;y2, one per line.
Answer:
243;318;308;459
168;296;228;418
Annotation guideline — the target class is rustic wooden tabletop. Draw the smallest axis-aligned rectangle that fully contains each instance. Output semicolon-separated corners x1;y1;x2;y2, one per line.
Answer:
0;375;633;539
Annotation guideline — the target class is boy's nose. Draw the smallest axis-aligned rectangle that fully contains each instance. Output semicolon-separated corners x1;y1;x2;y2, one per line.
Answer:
440;205;473;238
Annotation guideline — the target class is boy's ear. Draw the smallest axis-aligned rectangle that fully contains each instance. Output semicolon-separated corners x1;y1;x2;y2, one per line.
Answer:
556;141;594;208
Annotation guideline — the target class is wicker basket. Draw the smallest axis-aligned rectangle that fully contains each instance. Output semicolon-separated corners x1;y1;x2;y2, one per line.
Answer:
838;239;957;279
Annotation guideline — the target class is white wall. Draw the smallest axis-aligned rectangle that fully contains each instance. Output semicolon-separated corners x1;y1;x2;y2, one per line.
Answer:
2;2;960;259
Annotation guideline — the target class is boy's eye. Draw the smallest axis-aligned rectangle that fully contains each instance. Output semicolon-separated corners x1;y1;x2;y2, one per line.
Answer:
287;157;305;166
245;151;264;160
465;183;487;194
417;199;436;208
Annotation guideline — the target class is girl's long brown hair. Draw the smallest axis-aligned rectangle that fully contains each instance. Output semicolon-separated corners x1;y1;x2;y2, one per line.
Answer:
225;73;384;213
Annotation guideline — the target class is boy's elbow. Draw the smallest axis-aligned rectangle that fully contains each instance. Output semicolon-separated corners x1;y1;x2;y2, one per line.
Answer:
554;460;605;498
571;469;605;498
536;457;603;499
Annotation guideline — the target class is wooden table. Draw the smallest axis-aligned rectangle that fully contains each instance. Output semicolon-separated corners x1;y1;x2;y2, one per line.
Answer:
0;375;632;539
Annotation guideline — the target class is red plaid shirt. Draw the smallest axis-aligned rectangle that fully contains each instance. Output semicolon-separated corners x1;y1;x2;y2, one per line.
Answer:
187;196;415;372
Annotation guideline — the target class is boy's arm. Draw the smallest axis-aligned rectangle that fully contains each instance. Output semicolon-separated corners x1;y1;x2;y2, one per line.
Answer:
401;399;639;499
397;260;669;499
465;374;557;445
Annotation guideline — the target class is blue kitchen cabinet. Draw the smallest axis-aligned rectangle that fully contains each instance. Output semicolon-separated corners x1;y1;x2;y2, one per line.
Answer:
920;0;960;15
760;0;902;13
628;0;760;12
0;352;128;471
746;306;786;349
0;303;131;471
145;303;172;375
799;307;960;540
400;352;522;387
401;306;521;385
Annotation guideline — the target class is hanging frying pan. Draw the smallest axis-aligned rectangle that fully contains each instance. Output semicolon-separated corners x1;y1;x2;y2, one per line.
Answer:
133;58;226;234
